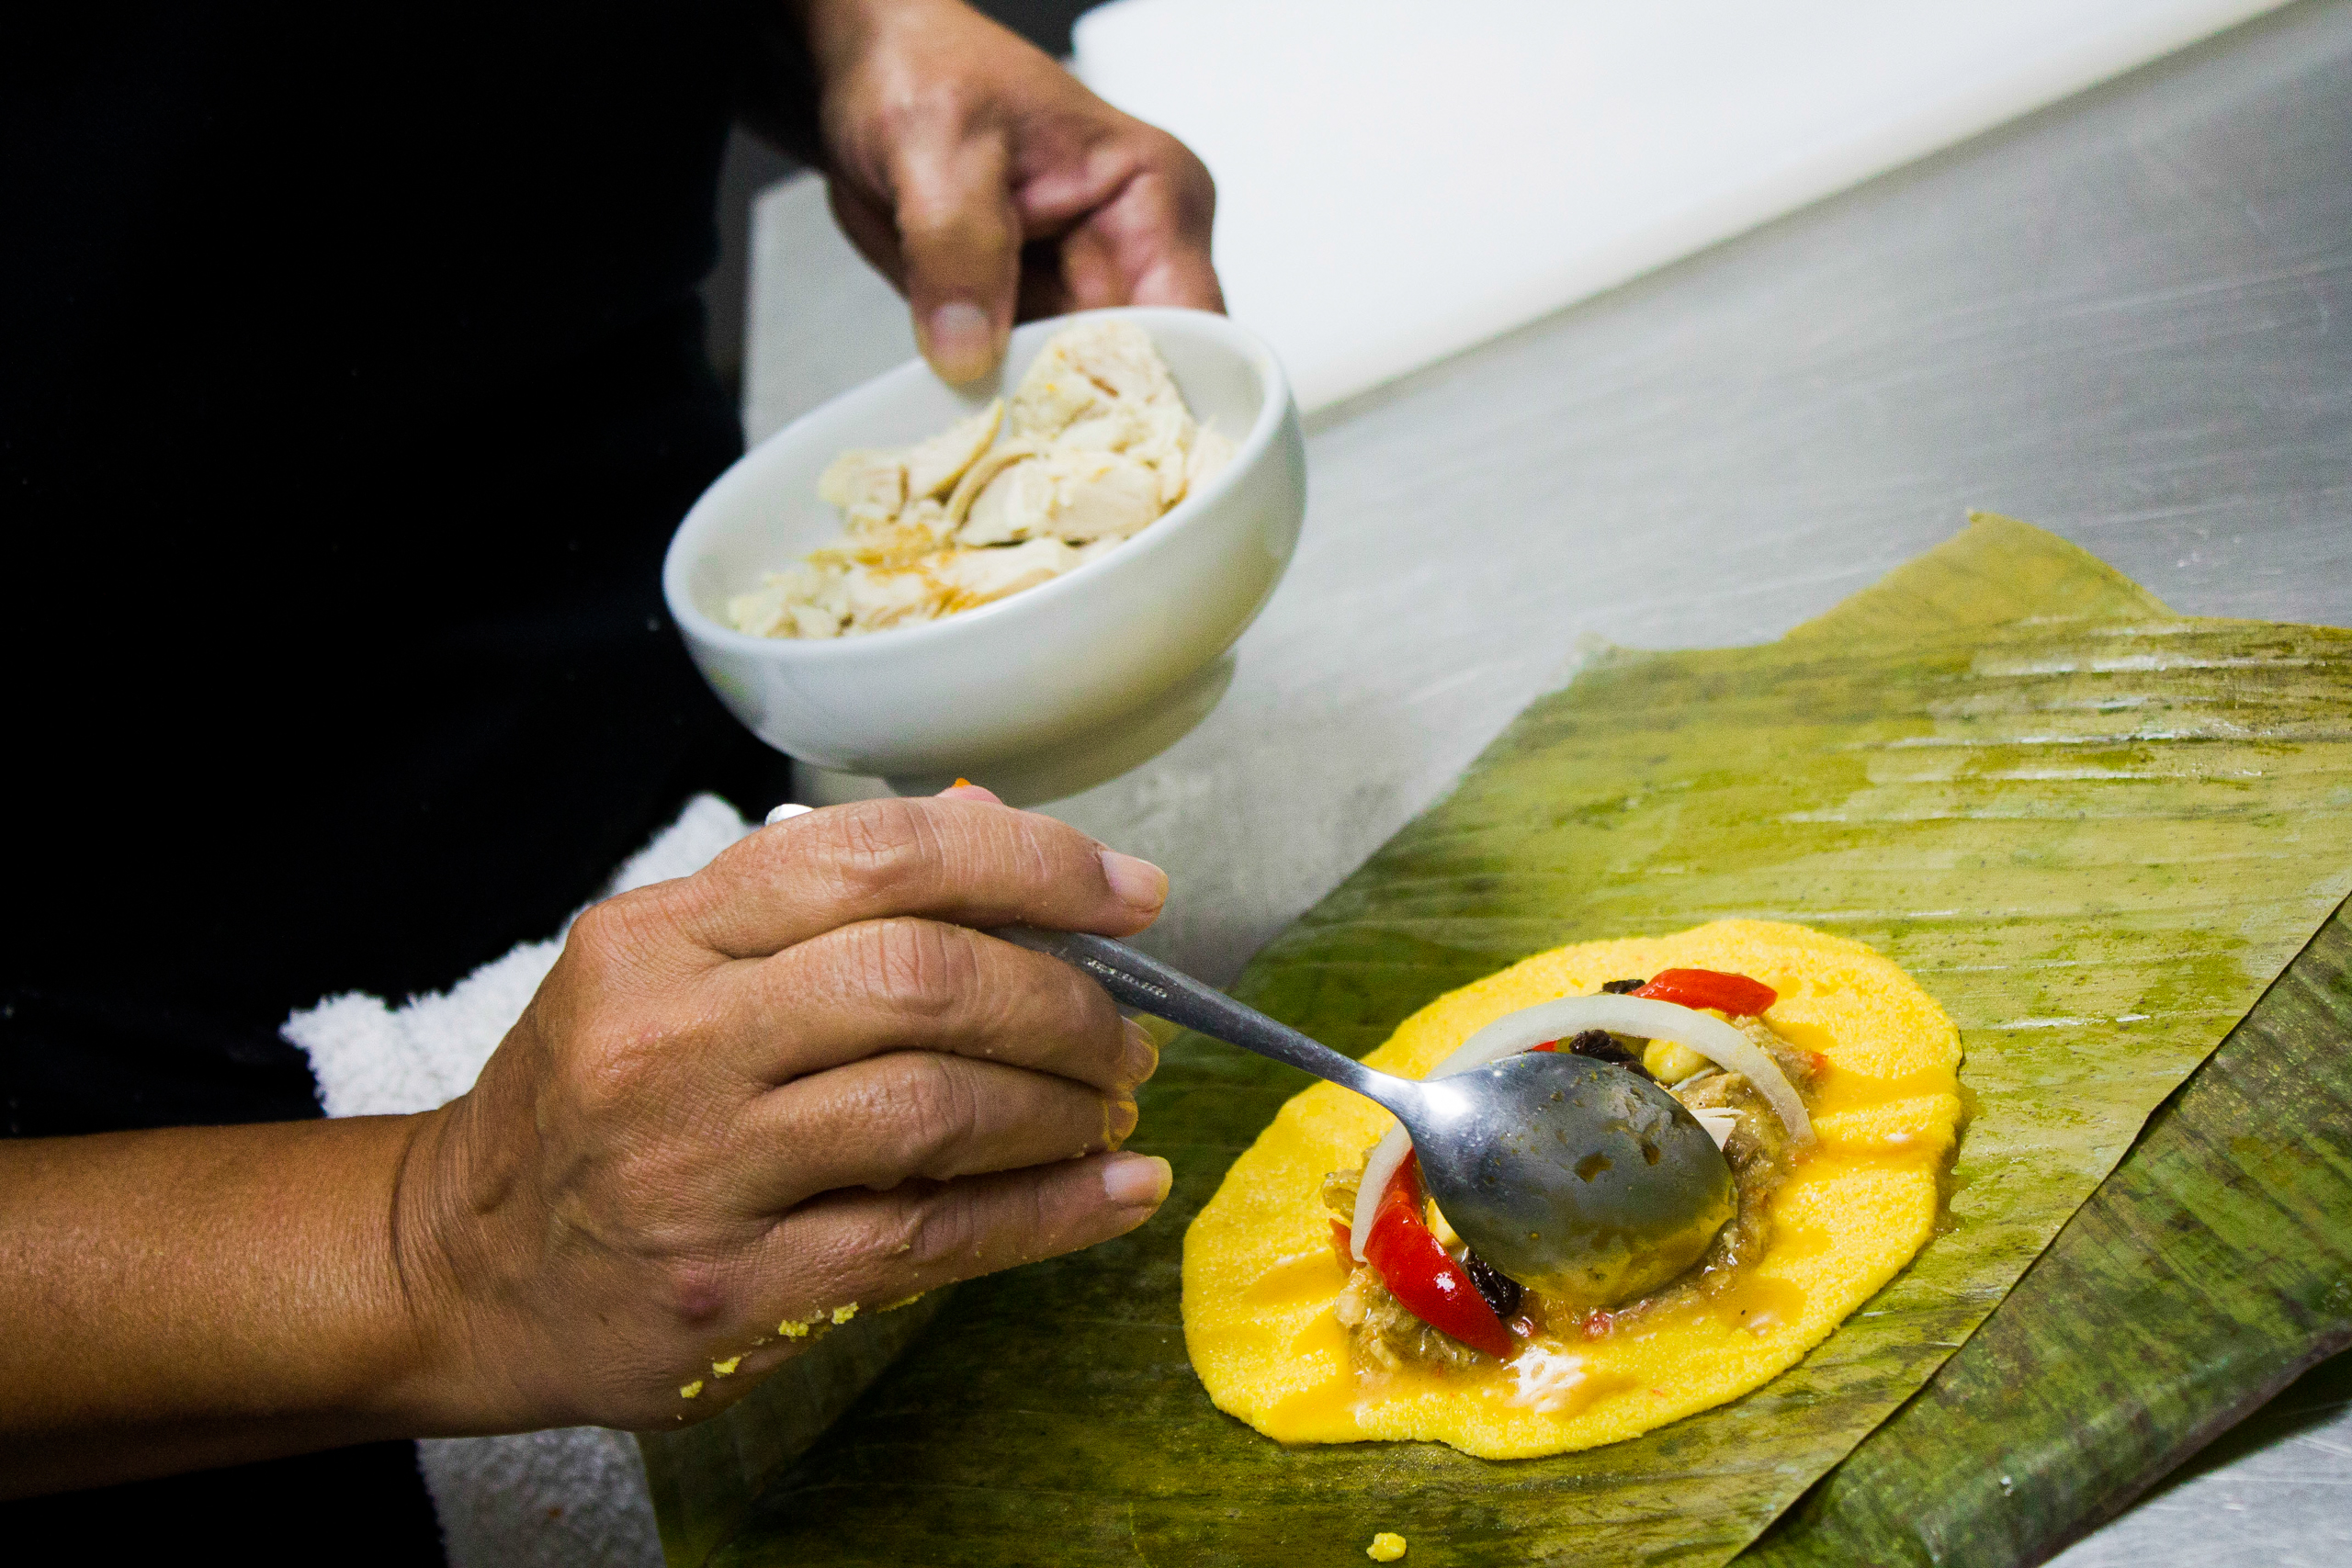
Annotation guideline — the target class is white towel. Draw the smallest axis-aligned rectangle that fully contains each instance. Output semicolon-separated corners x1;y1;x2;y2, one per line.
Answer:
285;793;760;1568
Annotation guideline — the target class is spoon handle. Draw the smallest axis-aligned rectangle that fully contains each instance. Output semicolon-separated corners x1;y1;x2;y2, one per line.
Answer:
989;925;1403;1107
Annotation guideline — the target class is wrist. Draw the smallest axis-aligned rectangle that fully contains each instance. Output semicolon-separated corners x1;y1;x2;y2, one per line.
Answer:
376;1096;554;1436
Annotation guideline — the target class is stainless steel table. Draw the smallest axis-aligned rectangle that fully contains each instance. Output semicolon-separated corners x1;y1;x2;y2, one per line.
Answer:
741;2;2352;1559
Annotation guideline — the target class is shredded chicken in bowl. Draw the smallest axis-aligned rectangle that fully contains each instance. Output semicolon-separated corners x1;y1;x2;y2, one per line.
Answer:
728;320;1234;639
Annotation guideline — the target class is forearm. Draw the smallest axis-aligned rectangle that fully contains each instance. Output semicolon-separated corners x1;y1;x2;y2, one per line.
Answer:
0;1114;461;1497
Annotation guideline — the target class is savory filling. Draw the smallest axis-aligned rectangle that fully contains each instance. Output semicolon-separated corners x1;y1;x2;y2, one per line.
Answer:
1321;969;1825;1374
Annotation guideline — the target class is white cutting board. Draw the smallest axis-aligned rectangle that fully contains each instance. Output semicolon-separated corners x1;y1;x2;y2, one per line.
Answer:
1073;0;2288;413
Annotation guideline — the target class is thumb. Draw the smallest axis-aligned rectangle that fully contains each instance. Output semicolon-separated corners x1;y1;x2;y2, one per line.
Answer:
891;131;1021;384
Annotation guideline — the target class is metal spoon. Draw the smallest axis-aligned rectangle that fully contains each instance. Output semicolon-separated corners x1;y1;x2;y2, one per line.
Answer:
994;925;1735;1307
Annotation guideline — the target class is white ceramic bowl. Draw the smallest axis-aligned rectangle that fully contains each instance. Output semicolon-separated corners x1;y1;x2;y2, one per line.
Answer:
665;307;1306;784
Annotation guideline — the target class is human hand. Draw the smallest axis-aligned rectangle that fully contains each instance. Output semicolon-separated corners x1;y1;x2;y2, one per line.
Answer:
391;787;1171;1431
803;0;1223;382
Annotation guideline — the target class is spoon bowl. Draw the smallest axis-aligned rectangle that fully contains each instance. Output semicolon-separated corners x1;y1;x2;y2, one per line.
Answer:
1405;1052;1735;1307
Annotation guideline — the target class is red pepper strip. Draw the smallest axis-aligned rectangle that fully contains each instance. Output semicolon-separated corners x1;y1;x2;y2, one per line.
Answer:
1361;1153;1515;1359
1634;967;1778;1016
1529;1039;1559;1053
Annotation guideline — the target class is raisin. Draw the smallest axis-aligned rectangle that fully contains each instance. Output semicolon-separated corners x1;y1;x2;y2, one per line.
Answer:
1566;1028;1638;1066
1600;977;1647;994
1461;1250;1523;1321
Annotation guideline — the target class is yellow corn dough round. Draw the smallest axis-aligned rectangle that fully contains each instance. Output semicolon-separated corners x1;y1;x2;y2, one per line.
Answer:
1181;919;1962;1458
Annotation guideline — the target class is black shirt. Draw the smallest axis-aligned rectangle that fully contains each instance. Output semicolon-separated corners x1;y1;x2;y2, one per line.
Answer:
3;3;790;1554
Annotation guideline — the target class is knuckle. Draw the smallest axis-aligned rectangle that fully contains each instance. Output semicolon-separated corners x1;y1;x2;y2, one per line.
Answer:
1143;123;1193;171
1134;130;1216;220
807;918;975;1028
566;890;658;972
871;919;982;1023
910;1171;1073;1280
1175;135;1216;187
881;1182;980;1275
799;1190;931;1301
806;798;942;910
1002;951;1110;1066
996;809;1078;891
891;1051;982;1169
881;77;982;146
700;826;775;889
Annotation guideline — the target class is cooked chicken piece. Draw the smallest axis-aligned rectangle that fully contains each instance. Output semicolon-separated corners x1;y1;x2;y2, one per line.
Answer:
1052;395;1179;454
790;604;844;638
1045;396;1199;508
943;441;1041;531
956;448;1164;547
728;562;848;639
840;561;946;631
934;537;1080;606
837;509;954;563
817;450;907;515
902;400;1003;502
843;502;899;536
726;579;793;638
818;400;1001;525
734;325;1214;638
1009;320;1183;441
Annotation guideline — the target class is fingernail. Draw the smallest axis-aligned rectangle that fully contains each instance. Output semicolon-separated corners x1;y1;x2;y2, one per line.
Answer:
924;301;997;383
937;778;1002;804
1107;1096;1140;1144
1121;1017;1160;1086
1102;1152;1172;1208
1100;850;1168;915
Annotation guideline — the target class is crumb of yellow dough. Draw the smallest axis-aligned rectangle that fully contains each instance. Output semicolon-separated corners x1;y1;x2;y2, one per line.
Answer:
1366;1533;1408;1562
711;1356;742;1378
678;1381;705;1400
881;1292;927;1313
779;1303;859;1337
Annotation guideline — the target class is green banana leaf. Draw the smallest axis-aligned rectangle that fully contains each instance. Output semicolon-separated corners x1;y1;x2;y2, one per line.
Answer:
640;1292;949;1567
1749;897;2352;1565
689;515;2352;1568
